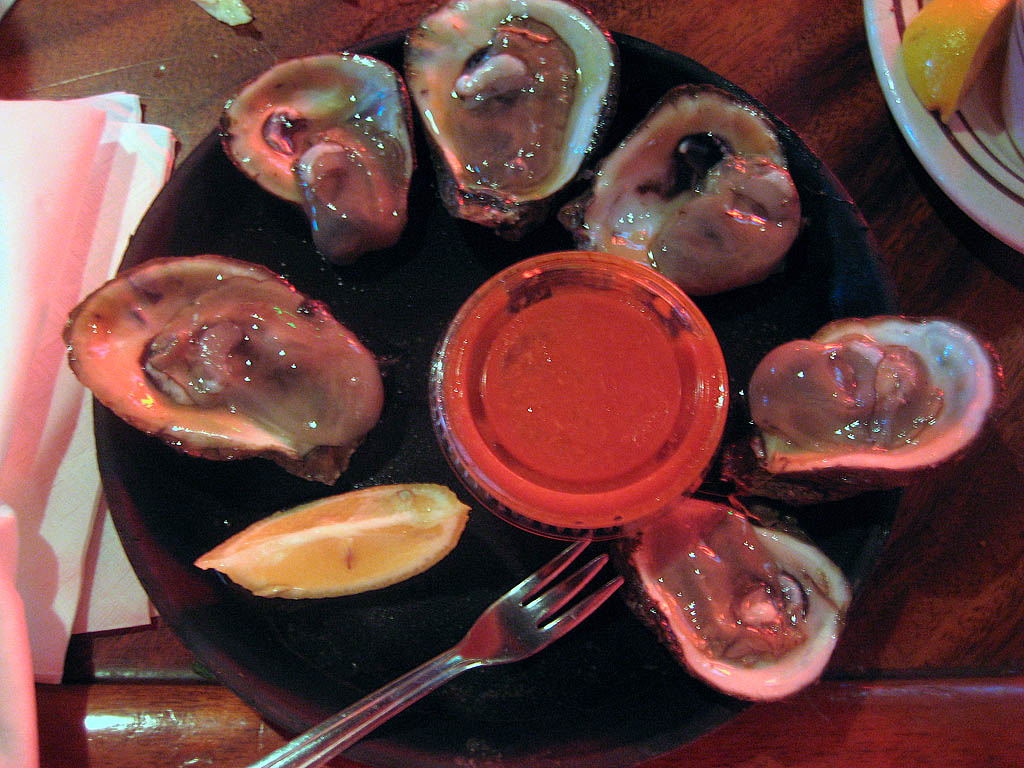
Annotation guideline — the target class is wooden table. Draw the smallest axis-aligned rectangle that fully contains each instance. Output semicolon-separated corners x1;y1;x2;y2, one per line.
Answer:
4;0;1023;765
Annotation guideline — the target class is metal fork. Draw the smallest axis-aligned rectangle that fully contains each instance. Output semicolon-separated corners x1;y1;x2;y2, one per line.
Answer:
245;537;624;768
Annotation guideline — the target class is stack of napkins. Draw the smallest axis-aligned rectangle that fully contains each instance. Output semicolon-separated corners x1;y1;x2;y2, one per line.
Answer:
0;93;176;706
0;505;35;768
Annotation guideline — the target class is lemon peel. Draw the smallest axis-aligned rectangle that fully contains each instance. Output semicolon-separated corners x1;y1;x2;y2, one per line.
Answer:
194;484;470;598
901;0;1015;122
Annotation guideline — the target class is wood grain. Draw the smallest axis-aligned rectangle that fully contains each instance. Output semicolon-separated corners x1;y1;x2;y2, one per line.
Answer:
35;677;1024;767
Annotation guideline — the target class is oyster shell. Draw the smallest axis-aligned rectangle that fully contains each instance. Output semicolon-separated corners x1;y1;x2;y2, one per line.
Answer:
221;53;414;265
617;497;852;701
63;255;384;484
722;316;1002;503
405;0;617;237
560;84;801;295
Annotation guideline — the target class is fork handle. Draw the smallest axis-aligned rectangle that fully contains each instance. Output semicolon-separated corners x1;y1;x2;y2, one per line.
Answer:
246;648;478;768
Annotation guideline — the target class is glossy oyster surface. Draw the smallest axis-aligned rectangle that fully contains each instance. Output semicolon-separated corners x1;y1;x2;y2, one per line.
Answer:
560;84;801;295
221;53;414;264
617;498;851;701
723;316;1002;502
64;255;384;484
405;0;617;237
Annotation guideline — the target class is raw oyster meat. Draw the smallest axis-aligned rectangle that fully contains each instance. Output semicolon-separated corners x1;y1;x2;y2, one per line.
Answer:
560;84;801;295
221;53;414;265
617;498;851;701
63;255;384;484
722;316;1002;503
405;0;617;237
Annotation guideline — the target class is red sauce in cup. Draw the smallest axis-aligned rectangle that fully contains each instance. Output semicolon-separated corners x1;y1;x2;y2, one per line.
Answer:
481;289;684;484
431;252;728;537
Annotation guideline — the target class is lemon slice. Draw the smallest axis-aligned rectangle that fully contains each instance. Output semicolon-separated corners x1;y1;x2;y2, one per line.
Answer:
195;484;470;598
901;0;1015;122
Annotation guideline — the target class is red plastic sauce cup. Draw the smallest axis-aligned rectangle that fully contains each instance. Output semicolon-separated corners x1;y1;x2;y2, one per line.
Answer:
430;251;729;538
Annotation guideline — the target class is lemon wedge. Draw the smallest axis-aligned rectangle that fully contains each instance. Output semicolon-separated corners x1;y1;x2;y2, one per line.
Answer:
195;484;470;598
901;0;1015;122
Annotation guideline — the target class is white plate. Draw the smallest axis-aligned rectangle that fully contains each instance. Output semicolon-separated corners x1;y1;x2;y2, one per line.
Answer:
865;0;1024;252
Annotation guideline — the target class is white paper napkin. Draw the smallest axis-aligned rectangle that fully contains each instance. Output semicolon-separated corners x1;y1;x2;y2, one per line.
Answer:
0;93;175;684
0;506;37;768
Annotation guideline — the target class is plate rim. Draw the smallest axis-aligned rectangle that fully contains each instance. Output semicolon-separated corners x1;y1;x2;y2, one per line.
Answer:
864;0;1024;253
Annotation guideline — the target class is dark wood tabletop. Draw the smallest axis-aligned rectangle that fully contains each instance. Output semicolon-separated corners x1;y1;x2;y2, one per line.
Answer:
4;0;1023;766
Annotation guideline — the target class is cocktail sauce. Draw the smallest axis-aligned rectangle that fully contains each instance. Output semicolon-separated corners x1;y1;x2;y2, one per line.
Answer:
431;252;728;537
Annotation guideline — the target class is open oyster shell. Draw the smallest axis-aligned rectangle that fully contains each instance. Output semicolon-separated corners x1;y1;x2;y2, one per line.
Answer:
560;84;801;295
405;0;618;238
722;316;1003;503
616;497;852;701
220;53;414;265
63;255;384;484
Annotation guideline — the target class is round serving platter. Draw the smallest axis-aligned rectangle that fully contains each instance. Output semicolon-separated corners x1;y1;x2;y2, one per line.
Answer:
98;32;898;768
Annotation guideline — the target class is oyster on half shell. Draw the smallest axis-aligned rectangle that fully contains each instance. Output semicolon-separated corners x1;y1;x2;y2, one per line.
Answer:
405;0;617;237
560;84;801;295
617;498;852;701
221;53;415;265
722;316;1002;503
63;255;384;484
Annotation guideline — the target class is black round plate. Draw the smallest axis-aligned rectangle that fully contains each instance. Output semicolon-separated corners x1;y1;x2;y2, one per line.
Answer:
99;32;898;767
